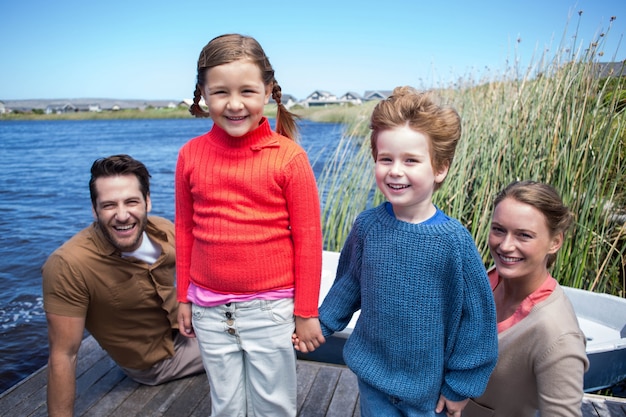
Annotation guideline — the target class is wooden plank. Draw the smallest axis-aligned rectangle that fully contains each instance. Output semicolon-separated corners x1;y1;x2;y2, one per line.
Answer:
82;375;139;417
130;373;195;417
158;374;210;417
299;365;342;417
296;361;320;413
75;364;126;416
326;368;359;417
188;388;212;417
3;334;626;417
106;379;164;416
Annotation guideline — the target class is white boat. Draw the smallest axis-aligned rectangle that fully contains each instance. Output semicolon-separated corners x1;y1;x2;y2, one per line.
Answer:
299;251;626;393
563;286;626;392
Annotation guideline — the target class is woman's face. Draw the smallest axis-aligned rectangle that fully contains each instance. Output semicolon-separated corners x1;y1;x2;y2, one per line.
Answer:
488;197;563;282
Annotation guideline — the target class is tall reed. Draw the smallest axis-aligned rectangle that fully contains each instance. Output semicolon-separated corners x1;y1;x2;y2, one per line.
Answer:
318;14;625;296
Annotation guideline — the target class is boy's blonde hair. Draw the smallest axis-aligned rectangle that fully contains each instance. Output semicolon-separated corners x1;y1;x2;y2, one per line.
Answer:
370;86;461;190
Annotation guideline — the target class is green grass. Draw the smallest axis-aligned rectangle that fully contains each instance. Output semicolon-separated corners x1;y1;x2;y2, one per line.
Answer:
317;16;625;297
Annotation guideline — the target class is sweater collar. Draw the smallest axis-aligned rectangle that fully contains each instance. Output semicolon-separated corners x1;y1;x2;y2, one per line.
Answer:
209;117;279;150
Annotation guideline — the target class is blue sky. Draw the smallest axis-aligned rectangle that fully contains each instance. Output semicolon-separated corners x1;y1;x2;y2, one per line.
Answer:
1;0;624;101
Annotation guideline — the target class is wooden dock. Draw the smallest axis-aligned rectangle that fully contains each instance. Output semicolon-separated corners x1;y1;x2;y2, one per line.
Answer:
1;336;624;416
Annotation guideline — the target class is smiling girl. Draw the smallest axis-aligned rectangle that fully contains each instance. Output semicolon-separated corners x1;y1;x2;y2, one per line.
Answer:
175;34;324;417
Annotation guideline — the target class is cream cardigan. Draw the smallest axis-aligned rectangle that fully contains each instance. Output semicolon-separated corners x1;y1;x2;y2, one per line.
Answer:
463;284;589;417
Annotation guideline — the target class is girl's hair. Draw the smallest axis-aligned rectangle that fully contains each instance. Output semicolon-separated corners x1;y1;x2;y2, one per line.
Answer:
190;33;299;140
369;86;461;190
493;180;574;268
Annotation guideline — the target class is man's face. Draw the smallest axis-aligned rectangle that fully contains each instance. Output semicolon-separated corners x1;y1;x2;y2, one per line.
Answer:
92;174;151;252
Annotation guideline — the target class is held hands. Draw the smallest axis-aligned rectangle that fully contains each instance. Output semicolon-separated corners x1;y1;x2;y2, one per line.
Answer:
292;316;325;353
177;302;196;338
435;395;469;417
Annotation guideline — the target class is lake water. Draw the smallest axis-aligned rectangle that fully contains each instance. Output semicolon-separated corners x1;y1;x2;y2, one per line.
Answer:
0;117;345;394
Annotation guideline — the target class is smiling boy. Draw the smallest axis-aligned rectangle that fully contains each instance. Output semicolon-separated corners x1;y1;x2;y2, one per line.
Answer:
317;87;498;417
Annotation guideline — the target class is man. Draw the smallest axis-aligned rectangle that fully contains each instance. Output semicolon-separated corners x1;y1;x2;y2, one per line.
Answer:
42;154;204;417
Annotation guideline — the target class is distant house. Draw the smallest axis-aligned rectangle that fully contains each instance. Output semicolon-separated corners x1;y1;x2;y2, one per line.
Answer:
0;101;5;114
45;103;76;114
180;98;207;108
339;92;362;105
302;90;339;107
363;90;393;101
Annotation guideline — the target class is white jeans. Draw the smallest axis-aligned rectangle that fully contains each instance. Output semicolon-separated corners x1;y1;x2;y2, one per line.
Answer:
192;298;297;417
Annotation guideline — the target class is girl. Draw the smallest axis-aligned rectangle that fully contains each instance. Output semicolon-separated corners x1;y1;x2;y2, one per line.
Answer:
175;34;324;417
464;180;589;417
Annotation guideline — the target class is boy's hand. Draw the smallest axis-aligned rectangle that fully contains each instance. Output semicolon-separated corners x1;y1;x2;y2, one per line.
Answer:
435;395;468;417
293;316;325;353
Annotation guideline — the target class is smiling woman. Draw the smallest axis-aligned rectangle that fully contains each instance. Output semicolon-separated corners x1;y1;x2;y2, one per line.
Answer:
465;180;589;417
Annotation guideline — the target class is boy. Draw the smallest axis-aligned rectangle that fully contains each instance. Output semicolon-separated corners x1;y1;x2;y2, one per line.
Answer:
316;87;497;417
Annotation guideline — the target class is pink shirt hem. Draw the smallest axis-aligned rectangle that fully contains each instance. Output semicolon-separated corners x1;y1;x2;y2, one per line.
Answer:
187;281;294;307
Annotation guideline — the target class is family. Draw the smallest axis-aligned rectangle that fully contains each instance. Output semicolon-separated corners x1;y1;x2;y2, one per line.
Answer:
42;33;589;417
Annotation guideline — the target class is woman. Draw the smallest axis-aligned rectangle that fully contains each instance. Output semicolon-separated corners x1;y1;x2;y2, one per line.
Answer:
464;180;589;417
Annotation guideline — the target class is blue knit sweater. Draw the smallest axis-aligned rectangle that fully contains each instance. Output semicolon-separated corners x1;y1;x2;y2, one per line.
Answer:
319;204;498;410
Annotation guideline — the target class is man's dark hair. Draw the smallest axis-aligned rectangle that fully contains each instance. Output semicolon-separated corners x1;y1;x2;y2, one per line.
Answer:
89;154;151;209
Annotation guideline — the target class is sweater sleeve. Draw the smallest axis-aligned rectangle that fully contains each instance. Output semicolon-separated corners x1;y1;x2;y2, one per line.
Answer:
441;231;499;401
535;331;588;416
318;216;364;338
174;144;194;302
283;152;323;317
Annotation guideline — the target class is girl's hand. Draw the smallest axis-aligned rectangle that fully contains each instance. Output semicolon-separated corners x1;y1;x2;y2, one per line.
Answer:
294;316;325;353
177;302;196;338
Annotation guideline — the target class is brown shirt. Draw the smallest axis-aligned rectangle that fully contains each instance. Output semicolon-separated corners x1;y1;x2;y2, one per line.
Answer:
42;216;178;370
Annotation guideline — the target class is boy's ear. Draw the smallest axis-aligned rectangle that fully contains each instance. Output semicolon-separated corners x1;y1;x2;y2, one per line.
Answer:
434;163;449;184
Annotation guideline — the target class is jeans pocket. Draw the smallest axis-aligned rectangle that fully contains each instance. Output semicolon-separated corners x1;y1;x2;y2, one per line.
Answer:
265;298;295;324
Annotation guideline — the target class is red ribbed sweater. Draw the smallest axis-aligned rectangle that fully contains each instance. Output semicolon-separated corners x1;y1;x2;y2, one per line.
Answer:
175;118;322;317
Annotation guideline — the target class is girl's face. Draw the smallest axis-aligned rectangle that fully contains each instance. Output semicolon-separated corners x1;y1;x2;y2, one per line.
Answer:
202;59;271;137
374;125;448;223
489;197;563;282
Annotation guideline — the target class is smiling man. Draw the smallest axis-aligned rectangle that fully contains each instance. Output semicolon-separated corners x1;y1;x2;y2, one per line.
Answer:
42;154;204;417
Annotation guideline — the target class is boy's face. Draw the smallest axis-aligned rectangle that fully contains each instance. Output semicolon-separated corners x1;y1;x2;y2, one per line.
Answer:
374;125;448;222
